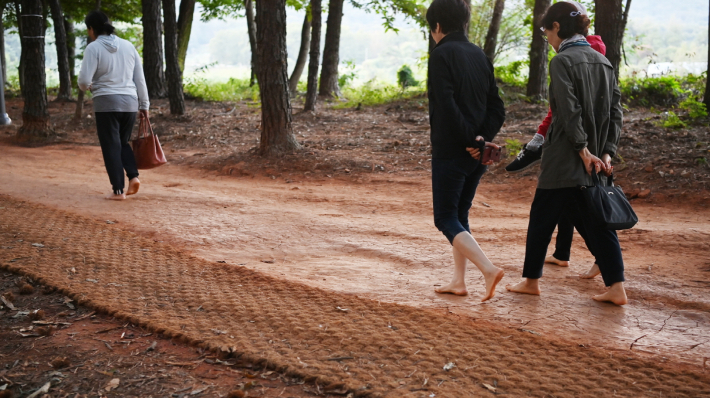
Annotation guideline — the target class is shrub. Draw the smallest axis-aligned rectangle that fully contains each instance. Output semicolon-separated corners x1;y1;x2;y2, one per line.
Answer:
336;79;426;109
397;65;419;90
504;138;523;157
679;96;708;119
338;60;357;88
619;73;707;108
661;111;687;129
495;60;528;89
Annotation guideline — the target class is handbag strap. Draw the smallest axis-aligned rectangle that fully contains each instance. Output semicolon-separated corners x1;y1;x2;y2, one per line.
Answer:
139;117;154;139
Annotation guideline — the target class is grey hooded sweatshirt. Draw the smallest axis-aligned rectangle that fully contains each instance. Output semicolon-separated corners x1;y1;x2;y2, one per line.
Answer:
78;34;149;112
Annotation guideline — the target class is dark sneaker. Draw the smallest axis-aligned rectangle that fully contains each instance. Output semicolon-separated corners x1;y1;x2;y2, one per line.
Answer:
505;144;542;173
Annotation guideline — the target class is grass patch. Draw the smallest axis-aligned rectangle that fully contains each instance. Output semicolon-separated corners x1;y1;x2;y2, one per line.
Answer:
184;77;259;103
335;79;426;109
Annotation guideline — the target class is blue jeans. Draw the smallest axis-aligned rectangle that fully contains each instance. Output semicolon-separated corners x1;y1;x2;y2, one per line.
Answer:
432;157;487;244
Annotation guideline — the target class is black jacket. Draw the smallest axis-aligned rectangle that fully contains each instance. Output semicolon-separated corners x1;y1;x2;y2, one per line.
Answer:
428;32;505;159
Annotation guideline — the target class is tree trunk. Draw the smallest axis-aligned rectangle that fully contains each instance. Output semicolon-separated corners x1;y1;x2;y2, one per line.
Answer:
288;12;310;94
705;0;710;108
595;0;631;81
176;0;195;72
526;0;551;102
318;0;343;97
15;1;24;90
303;0;321;112
142;0;166;98
163;0;185;115
244;0;258;87
483;0;505;63
0;17;6;86
255;0;299;155
73;3;100;122
64;17;75;84
17;0;53;142
48;0;72;101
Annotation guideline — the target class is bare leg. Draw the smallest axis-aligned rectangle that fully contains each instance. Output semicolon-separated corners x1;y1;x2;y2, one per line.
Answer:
105;192;126;200
449;232;504;302
435;246;468;296
505;278;541;295
126;177;141;196
592;282;627;305
545;255;570;267
579;263;600;279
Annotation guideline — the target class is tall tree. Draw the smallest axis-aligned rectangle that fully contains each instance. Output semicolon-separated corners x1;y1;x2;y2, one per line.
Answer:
595;0;632;80
176;0;195;72
142;0;166;98
48;0;72;101
163;0;185;114
64;17;75;84
17;0;53;141
303;0;321;112
705;0;710;109
0;3;6;86
483;0;505;63
288;11;310;94
244;0;258;86
526;0;550;102
255;0;299;155
318;0;343;97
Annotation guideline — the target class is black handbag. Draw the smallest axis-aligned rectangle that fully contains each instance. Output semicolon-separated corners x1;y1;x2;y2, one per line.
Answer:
580;172;638;230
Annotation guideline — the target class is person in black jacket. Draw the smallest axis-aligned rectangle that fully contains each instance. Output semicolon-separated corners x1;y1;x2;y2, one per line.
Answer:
426;0;506;302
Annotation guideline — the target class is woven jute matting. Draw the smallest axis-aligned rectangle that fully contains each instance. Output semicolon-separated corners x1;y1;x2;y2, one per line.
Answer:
1;194;708;397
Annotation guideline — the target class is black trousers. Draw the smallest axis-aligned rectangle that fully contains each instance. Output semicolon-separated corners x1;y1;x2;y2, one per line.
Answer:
523;188;625;287
95;112;139;194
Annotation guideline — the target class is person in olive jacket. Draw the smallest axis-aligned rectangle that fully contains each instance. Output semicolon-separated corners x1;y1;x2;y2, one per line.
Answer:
426;0;506;302
506;2;627;305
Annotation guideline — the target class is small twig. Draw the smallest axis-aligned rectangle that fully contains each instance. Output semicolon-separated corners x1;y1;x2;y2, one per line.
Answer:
630;334;648;350
325;356;354;361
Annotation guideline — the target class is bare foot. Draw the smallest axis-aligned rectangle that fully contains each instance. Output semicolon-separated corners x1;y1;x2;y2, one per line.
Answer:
126;178;141;195
505;279;541;295
592;282;627;305
545;255;569;267
105;192;126;200
481;268;504;302
579;263;600;279
435;282;468;296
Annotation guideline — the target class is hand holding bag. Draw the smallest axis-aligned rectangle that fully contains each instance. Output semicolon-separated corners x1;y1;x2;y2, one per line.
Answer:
132;116;167;169
581;172;638;230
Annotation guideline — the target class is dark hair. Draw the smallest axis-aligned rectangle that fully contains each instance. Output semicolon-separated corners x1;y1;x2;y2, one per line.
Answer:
541;2;590;39
426;0;471;35
85;10;115;36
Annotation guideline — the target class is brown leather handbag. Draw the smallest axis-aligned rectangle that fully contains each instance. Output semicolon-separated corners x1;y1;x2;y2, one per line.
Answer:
132;117;167;169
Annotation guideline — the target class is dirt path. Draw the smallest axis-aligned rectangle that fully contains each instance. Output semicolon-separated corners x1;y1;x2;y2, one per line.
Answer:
1;143;710;373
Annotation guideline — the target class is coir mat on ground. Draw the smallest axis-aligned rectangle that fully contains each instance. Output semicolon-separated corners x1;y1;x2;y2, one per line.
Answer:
0;194;708;397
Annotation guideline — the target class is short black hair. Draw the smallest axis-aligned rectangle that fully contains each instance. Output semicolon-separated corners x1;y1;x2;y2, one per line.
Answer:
541;1;590;39
426;0;471;35
85;10;115;36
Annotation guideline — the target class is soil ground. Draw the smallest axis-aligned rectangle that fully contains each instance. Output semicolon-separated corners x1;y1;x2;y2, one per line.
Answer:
1;97;709;396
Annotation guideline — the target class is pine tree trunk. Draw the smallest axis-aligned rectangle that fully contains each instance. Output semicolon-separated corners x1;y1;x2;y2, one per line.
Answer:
48;0;72;101
176;0;195;72
17;0;53;142
303;0;321;112
705;0;710;108
142;0;166;98
244;0;258;87
0;17;6;86
64;17;75;84
526;0;551;102
163;0;185;115
255;0;299;156
288;12;310;94
15;2;24;90
483;0;505;63
318;0;343;97
595;0;631;81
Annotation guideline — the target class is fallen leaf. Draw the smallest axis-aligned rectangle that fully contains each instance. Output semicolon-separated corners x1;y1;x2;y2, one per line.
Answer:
26;381;51;398
190;386;209;395
443;362;456;371
31;243;44;248
0;296;15;310
482;383;497;392
105;378;120;391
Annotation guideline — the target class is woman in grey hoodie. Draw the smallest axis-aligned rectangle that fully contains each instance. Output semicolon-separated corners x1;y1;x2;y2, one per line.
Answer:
78;11;150;200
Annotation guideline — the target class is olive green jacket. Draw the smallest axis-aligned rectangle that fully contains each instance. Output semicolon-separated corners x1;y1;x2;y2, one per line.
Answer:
538;45;623;189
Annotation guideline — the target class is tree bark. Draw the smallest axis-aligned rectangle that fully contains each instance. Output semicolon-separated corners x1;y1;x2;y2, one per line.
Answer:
255;0;299;155
17;0;53;142
244;0;258;87
526;0;551;102
64;17;75;84
176;0;195;72
142;0;166;98
0;16;6;86
595;0;631;81
483;0;505;63
303;0;321;112
163;0;185;115
705;0;710;108
318;0;343;97
288;12;310;94
15;1;24;90
48;0;72;101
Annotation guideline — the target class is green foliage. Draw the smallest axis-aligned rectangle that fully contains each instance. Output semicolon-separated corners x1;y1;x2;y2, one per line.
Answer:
114;24;143;55
183;63;259;102
494;60;528;88
397;65;419;90
350;0;428;32
504;138;523;157
679;96;708;119
469;0;532;63
661;111;687;129
620;73;707;107
338;60;358;88
336;79;425;108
